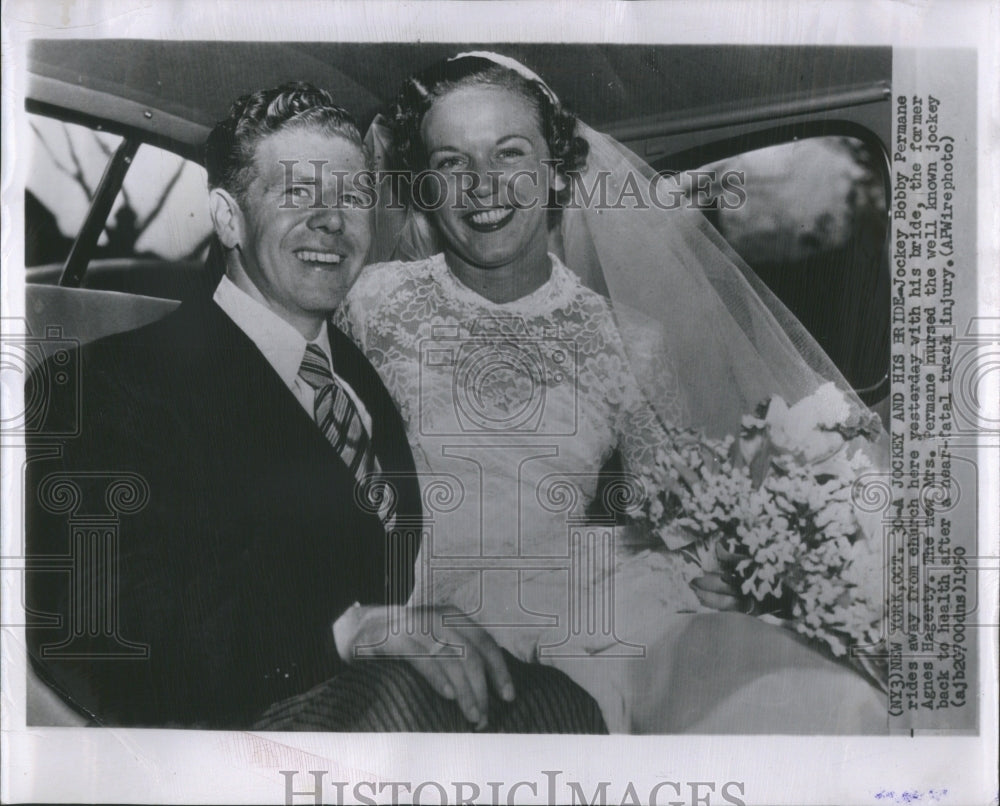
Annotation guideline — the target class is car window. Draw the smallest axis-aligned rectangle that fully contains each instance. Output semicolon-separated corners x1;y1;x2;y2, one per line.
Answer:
26;112;212;271
105;138;213;263
681;136;889;397
25;115;122;266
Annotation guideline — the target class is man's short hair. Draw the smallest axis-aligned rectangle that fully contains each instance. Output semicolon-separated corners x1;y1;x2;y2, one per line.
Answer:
205;81;367;206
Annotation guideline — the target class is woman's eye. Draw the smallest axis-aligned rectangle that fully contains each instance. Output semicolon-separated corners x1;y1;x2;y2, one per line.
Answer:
434;156;464;171
497;148;525;161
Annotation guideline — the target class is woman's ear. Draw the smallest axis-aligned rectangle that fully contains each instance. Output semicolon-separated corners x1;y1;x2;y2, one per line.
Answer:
209;187;244;250
545;157;569;194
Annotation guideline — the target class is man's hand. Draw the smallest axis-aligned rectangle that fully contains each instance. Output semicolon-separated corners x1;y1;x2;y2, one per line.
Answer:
335;605;514;730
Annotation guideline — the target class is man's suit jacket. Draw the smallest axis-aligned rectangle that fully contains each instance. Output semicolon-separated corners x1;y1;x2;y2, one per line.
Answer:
25;295;422;728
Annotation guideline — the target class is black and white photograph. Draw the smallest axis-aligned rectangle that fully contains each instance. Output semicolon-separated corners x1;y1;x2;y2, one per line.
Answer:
1;2;997;804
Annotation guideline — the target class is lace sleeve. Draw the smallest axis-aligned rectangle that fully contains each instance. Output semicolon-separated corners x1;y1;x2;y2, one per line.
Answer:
612;315;690;481
611;323;713;561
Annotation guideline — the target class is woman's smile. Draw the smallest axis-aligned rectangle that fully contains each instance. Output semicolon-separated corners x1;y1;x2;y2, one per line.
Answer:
463;206;516;232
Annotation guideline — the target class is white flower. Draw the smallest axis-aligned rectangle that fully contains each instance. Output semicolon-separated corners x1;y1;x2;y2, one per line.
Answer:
649;498;665;521
764;383;853;463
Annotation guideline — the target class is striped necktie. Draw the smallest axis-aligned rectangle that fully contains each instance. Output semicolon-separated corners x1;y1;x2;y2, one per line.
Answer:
297;342;377;485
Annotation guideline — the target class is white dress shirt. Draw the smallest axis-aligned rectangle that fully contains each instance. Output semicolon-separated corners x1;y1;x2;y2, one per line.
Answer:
213;275;372;433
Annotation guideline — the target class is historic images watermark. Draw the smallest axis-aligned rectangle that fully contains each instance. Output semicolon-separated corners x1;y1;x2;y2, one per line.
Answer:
0;318;152;658
274;163;747;213
0;321;81;438
278;769;749;806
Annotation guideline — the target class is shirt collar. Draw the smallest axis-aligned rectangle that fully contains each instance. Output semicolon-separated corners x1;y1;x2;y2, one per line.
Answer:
213;275;334;389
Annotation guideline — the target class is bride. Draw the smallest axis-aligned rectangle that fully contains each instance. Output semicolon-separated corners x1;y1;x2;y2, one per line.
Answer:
337;52;887;733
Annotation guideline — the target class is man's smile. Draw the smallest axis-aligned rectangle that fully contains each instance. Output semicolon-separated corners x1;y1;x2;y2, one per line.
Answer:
295;249;344;266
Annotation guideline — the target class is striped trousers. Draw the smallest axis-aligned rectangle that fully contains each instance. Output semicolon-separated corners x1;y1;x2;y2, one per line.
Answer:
253;652;607;733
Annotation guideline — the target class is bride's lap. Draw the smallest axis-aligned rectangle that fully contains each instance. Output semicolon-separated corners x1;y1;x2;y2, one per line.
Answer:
622;612;888;734
544;612;885;733
438;551;887;734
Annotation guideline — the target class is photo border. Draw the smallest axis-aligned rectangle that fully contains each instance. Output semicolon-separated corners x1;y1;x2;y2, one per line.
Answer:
2;2;997;804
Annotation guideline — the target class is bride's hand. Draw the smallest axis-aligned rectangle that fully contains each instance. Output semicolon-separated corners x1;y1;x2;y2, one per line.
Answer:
690;543;750;612
690;573;743;611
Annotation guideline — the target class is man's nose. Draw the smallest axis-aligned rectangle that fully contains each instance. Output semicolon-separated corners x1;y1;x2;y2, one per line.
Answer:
307;204;344;232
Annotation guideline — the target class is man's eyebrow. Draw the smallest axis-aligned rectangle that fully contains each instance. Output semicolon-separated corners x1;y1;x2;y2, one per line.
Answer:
282;175;319;185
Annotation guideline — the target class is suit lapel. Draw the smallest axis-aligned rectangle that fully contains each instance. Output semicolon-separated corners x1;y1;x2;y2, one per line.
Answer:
126;295;418;608
170;297;367;498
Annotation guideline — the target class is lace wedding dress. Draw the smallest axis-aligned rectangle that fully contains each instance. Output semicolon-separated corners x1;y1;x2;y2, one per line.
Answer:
336;253;886;733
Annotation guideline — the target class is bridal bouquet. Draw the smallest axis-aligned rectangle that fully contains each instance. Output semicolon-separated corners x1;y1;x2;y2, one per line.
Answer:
640;383;885;662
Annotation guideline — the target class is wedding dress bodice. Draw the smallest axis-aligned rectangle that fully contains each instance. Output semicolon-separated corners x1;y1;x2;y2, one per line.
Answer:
337;252;686;477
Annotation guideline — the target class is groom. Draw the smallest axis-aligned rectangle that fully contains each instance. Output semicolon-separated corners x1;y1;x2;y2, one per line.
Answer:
25;82;604;731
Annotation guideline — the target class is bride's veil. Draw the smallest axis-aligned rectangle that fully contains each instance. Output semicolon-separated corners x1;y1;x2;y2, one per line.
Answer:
364;52;873;439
